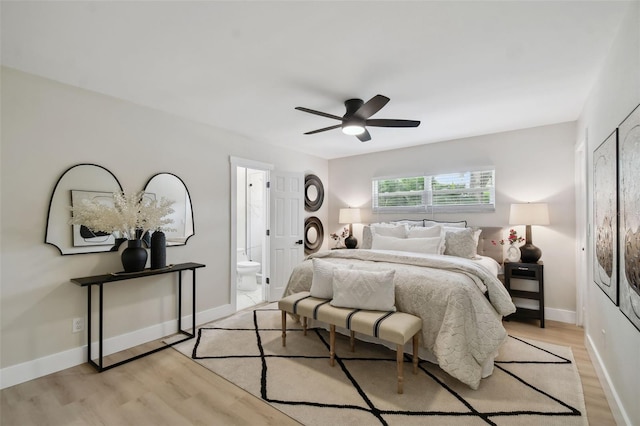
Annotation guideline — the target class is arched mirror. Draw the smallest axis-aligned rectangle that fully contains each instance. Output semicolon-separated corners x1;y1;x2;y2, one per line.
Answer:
144;173;195;246
45;163;123;255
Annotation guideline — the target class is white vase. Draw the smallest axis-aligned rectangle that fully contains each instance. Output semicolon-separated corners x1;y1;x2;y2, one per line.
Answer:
506;245;521;262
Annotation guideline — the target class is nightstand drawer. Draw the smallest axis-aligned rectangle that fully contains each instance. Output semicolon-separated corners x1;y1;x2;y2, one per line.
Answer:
509;268;537;279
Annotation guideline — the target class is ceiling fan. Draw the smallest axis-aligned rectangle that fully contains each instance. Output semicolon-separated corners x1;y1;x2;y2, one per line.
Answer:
295;94;420;142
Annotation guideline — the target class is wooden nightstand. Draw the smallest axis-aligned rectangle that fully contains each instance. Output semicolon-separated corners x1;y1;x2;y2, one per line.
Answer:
503;261;544;328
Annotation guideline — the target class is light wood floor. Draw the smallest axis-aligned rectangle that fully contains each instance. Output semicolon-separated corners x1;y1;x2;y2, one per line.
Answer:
1;318;615;426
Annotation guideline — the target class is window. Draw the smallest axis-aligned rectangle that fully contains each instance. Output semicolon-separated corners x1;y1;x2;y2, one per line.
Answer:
372;169;495;213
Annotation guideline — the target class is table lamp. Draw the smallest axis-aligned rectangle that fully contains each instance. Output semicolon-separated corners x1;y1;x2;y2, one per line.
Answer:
509;203;550;263
339;208;361;249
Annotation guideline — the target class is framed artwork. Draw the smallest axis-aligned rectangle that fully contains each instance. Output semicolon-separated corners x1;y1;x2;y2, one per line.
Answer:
70;190;116;247
618;103;640;332
593;129;618;305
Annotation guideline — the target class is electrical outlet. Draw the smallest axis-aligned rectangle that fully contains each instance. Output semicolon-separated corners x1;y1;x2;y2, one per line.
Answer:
72;317;84;333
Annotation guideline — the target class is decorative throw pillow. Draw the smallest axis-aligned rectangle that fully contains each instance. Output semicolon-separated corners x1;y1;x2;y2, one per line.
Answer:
361;225;373;249
310;258;352;299
444;227;482;259
407;224;443;238
331;268;396;311
371;234;443;254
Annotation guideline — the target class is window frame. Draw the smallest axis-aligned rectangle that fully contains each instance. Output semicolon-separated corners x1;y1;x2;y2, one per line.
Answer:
372;169;495;214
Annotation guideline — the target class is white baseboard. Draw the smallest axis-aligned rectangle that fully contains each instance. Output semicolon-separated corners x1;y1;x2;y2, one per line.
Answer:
545;307;576;324
0;304;583;390
585;333;631;426
0;303;235;390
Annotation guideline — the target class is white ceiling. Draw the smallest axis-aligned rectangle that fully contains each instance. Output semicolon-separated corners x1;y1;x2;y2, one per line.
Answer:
1;1;631;159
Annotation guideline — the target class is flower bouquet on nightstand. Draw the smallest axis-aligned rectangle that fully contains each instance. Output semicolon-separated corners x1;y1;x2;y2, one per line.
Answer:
492;229;525;262
329;227;349;249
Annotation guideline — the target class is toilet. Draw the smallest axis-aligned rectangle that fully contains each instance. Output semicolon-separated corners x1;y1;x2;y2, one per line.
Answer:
237;248;261;291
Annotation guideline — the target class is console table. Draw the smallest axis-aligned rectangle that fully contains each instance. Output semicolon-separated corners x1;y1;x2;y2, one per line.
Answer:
71;262;206;372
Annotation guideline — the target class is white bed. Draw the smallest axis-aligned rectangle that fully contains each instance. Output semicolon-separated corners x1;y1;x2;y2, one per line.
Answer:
283;222;516;390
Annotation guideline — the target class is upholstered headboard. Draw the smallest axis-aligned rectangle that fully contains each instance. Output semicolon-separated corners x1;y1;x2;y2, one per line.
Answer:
476;227;503;264
361;224;504;265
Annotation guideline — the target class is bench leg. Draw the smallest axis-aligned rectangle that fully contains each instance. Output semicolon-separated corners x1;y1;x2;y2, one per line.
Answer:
413;334;419;374
303;316;307;336
281;311;286;347
329;324;336;366
350;330;355;352
397;344;404;394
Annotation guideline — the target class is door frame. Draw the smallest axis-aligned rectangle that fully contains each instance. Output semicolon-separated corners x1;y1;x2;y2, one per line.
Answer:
230;156;273;311
575;138;588;326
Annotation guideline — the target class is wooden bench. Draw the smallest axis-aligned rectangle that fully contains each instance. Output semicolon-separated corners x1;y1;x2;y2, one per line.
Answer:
278;291;422;394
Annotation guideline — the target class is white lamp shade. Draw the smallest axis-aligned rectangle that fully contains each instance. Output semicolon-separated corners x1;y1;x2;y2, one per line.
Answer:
339;208;362;224
509;203;550;226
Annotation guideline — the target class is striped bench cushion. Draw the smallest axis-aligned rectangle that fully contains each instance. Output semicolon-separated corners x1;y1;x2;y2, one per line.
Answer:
278;291;422;346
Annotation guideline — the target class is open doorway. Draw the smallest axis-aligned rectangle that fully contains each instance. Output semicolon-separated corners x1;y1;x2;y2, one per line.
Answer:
236;166;268;309
230;157;272;312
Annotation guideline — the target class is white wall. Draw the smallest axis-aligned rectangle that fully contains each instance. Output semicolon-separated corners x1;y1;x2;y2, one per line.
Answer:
577;2;640;424
0;67;328;385
329;122;577;319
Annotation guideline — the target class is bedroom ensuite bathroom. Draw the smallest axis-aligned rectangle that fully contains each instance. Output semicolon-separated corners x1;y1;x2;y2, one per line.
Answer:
236;166;267;310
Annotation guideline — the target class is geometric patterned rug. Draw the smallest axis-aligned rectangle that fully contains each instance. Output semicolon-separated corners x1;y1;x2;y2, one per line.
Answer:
173;305;587;426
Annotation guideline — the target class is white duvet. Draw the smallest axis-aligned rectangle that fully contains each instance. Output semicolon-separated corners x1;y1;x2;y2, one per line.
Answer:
283;249;516;390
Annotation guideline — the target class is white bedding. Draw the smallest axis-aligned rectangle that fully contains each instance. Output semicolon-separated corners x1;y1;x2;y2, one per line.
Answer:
283;249;516;389
472;254;502;277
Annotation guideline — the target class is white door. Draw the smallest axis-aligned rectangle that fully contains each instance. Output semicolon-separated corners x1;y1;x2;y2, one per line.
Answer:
268;171;304;301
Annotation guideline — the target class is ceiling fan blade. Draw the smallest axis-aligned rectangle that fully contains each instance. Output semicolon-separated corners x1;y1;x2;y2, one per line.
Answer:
304;124;342;135
295;106;342;121
354;95;390;119
366;119;421;128
356;129;371;142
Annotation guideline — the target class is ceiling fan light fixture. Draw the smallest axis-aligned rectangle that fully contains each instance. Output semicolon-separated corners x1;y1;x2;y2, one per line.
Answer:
296;94;420;141
342;124;365;135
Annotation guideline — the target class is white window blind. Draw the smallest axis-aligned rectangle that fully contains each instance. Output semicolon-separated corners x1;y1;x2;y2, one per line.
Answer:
372;170;495;213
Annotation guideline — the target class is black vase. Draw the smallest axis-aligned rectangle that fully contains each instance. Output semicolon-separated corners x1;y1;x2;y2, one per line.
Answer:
121;239;148;272
150;231;166;270
344;235;358;249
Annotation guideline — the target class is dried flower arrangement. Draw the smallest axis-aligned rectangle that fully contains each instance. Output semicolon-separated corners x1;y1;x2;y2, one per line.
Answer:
70;191;175;241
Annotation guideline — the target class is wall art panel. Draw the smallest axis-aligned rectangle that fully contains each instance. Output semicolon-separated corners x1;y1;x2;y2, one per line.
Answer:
593;130;618;304
618;103;640;331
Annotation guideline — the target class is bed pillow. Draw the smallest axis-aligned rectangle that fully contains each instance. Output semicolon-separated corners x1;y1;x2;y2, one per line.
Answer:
372;234;442;254
443;227;482;259
424;220;467;228
391;219;424;227
331;268;396;311
310;258;353;299
407;224;443;238
370;223;408;238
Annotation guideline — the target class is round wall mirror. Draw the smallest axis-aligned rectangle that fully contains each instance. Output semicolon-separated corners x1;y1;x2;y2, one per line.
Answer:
304;216;324;254
304;174;324;212
45;163;123;255
144;173;195;246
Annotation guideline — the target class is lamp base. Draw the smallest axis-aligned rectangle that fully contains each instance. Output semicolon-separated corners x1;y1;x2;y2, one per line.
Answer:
344;235;358;249
520;243;542;263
